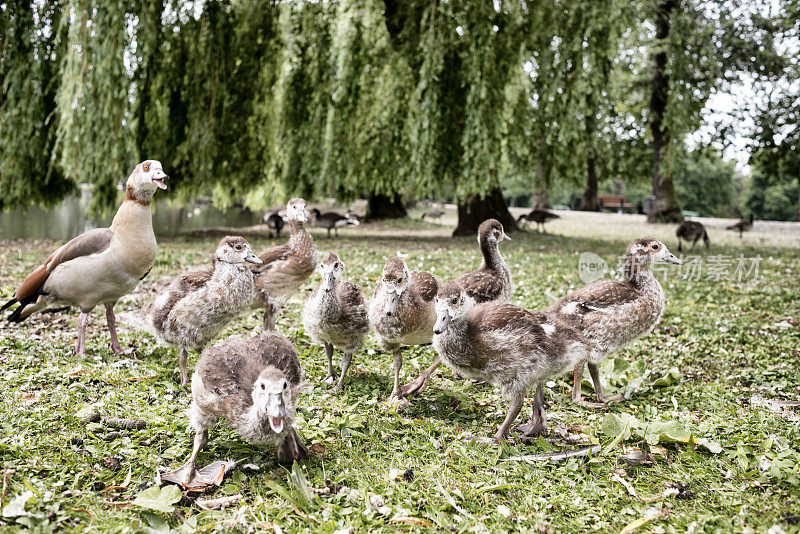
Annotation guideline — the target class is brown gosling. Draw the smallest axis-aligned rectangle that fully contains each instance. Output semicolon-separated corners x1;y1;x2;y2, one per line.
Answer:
1;161;167;355
432;281;592;441
144;236;262;384
251;198;316;330
402;218;511;396
547;238;681;407
302;252;369;391
368;256;438;407
162;333;308;487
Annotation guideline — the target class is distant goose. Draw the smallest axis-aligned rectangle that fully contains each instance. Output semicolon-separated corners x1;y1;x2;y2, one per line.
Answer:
369;256;438;407
162;333;308;487
1;161;167;355
548;238;681;407
726;214;754;237
302;252;369;391
144;236;262;384
675;221;709;251
251;198;316;330
309;208;359;238
262;210;286;239
401;219;511;396
517;209;560;232
432;281;592;440
421;209;445;221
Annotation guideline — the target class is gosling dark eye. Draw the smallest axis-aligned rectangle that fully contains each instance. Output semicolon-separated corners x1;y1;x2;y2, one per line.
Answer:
651;244;659;250
260;383;265;390
283;382;288;390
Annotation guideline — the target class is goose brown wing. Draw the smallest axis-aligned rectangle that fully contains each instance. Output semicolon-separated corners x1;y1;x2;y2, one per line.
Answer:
6;228;114;306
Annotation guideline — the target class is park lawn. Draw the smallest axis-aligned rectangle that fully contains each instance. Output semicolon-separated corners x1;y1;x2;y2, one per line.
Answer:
0;213;798;533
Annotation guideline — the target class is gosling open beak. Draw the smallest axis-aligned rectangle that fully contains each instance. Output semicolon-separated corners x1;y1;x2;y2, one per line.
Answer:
245;253;263;264
267;393;286;434
433;308;451;335
152;173;168;190
502;232;511;241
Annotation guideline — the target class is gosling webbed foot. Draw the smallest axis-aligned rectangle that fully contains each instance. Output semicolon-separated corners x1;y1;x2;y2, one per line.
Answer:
109;344;136;357
514;420;546;437
399;373;431;397
576;399;609;409
277;428;309;462
323;373;336;385
161;460;198;488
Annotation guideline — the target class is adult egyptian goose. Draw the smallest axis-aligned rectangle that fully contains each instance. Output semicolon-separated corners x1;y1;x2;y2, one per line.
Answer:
368;256;438;406
162;333;308;487
675;221;709;251
251;198;316;330
309;208;359;238
1;161;167;355
144;236;262;384
432;281;592;440
421;209;444;221
548;238;681;407
517;209;560;232
302;252;369;391
727;214;754;237
401;219;511;396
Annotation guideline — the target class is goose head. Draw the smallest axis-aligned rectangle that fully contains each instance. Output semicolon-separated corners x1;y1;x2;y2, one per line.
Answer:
286;198;308;223
252;367;293;435
433;281;475;334
214;236;262;265
477;219;510;247
625;238;682;271
380;256;410;317
127;160;168;200
318;251;344;292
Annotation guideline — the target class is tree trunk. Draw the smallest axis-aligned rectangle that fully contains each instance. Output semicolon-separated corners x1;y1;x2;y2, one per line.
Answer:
581;151;600;211
453;186;518;236
796;175;800;222
365;192;408;221
647;0;683;223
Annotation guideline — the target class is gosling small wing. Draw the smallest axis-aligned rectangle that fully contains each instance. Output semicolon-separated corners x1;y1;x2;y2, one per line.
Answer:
196;339;258;405
456;269;505;303
410;270;438;302
181;266;214;289
549;279;639;317
338;281;369;331
252;244;291;274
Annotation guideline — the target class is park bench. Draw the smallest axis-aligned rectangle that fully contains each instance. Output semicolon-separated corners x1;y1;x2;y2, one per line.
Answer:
598;195;634;211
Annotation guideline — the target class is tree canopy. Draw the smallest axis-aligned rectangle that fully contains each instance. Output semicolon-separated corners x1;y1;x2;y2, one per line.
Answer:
1;0;797;224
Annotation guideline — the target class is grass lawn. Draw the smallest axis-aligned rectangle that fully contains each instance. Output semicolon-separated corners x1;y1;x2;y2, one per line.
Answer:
0;210;798;533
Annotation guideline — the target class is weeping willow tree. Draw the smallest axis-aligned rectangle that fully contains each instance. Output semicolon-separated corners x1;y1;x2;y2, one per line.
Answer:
0;1;73;209
1;0;786;232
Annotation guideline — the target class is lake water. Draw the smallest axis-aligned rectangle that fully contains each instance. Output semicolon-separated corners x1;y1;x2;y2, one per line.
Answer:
0;191;262;241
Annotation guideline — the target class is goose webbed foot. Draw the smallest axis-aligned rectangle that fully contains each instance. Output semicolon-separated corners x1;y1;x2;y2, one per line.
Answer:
109;343;136;356
162;460;232;491
388;393;412;410
277;428;309;462
323;373;336;385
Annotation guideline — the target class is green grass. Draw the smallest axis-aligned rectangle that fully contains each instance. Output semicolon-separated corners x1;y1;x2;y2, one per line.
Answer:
1;212;799;533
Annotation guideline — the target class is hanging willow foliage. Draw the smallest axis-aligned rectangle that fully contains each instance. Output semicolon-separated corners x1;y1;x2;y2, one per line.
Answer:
0;1;73;209
1;0;785;215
